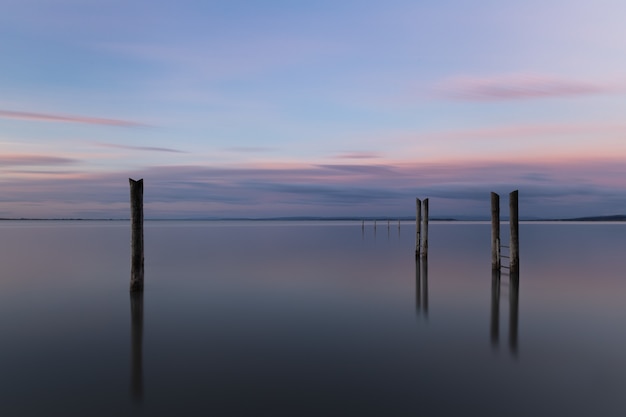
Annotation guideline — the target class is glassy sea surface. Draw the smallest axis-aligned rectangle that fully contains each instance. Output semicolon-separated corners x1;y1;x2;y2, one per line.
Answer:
1;220;626;416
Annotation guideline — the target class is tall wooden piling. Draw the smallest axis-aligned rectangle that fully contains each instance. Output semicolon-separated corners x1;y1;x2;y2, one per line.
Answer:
415;198;421;257
129;179;144;292
509;190;519;276
491;192;500;271
422;198;429;257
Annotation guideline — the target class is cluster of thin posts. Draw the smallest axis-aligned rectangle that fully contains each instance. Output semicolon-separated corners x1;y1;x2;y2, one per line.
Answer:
415;198;429;258
491;190;519;277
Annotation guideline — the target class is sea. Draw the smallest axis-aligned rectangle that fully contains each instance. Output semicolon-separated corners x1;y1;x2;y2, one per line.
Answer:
1;220;625;416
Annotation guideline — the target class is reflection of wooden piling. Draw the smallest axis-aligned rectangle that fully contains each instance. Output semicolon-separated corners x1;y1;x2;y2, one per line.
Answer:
415;257;429;317
130;292;144;401
490;270;500;348
509;274;519;356
491;192;500;271
421;257;428;316
509;190;519;276
415;198;421;257
129;179;144;292
422;198;429;257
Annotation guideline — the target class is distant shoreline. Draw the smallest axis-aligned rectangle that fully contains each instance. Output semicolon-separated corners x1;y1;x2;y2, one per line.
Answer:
1;215;626;222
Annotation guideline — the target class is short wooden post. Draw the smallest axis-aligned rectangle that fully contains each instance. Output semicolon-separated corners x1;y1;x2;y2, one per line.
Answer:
415;198;421;257
129;178;144;292
509;190;519;276
491;192;500;271
422;198;429;257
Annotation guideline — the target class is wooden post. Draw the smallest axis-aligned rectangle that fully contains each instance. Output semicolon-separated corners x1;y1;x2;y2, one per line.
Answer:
415;198;421;257
491;192;500;271
129;178;144;292
422;198;429;257
509;190;519;276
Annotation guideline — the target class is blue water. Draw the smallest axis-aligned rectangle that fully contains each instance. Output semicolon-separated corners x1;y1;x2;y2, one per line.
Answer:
1;221;625;416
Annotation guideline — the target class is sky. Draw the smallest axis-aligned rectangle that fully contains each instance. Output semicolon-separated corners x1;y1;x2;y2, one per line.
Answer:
2;0;626;219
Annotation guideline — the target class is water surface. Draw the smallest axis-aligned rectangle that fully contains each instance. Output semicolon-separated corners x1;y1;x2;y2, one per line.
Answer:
1;221;625;416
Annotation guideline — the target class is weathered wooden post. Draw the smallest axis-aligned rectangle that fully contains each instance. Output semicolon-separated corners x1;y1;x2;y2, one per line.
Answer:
129;179;144;292
422;198;429;257
491;192;500;271
509;190;519;276
130;292;144;400
415;198;421;257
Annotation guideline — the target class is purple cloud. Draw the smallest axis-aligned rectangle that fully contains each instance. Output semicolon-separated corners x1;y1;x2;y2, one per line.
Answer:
435;73;624;101
0;155;77;167
332;152;382;160
0;109;146;127
96;143;185;153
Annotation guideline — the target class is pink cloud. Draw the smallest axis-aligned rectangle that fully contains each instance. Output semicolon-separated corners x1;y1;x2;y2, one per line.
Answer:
435;73;625;101
0;109;146;127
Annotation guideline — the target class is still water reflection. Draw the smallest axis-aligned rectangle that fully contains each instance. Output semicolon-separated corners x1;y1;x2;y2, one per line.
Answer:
130;292;143;402
490;270;519;355
0;221;626;416
415;258;428;318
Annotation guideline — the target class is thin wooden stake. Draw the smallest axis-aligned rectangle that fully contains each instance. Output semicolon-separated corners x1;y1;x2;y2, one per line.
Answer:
129;178;144;292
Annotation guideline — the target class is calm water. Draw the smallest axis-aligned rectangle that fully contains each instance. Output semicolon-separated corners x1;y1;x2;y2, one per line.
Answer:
1;220;626;416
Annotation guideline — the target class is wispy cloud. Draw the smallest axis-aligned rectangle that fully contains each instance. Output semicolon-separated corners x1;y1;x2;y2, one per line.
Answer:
3;157;626;219
0;109;146;127
332;152;382;160
96;143;185;153
0;154;77;167
434;73;625;101
223;146;276;153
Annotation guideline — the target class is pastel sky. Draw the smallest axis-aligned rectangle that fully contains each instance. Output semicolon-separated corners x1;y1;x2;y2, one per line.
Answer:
2;0;626;219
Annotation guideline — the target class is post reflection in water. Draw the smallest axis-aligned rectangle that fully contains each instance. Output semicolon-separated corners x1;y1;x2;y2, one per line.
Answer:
415;257;429;318
489;270;519;356
490;270;500;348
130;292;144;402
509;274;519;355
